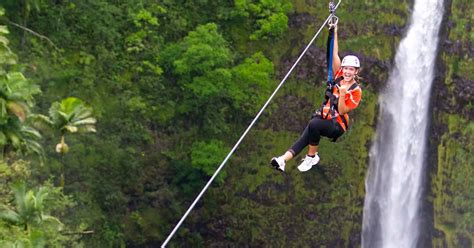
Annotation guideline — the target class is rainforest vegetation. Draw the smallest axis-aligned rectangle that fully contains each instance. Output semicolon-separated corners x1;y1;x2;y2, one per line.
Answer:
0;0;472;247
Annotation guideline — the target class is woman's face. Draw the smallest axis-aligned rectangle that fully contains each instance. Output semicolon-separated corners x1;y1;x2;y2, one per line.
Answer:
342;66;358;82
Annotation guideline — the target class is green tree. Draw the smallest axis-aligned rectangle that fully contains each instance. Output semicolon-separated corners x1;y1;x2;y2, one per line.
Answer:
230;52;274;115
191;140;229;183
0;181;62;247
163;23;274;134
0;11;42;161
34;97;96;154
162;23;234;134
33;97;96;186
232;0;292;40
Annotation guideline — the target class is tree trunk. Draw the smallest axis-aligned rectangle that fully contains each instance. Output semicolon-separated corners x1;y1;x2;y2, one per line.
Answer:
60;135;65;187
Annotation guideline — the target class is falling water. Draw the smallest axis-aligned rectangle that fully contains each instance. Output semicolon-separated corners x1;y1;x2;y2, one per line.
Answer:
361;0;444;247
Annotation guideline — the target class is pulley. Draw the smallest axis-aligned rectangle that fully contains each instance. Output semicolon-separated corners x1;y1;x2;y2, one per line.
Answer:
328;0;339;28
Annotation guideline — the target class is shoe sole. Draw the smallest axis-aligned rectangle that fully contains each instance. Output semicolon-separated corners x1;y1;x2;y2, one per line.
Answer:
270;158;284;172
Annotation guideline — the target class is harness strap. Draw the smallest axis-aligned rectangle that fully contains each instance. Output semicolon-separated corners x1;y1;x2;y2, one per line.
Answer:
319;80;360;131
319;76;342;119
327;28;335;83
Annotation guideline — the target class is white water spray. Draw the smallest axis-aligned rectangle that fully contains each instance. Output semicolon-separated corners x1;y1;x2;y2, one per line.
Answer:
362;0;444;247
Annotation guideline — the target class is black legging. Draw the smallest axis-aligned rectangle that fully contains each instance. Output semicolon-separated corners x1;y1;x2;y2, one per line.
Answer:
288;116;344;156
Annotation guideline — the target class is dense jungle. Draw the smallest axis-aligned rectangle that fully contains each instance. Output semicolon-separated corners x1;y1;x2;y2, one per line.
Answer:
0;0;472;247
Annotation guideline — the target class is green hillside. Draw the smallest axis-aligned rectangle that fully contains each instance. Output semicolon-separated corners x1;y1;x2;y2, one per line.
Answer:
0;0;471;247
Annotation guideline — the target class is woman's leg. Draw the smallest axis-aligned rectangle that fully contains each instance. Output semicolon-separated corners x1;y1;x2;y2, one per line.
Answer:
286;125;310;160
281;151;294;162
285;117;334;159
307;117;336;144
306;120;343;155
296;118;337;171
271;125;311;171
307;145;318;156
272;118;339;171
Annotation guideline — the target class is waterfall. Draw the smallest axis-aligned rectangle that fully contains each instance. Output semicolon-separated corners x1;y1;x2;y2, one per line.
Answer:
361;0;444;247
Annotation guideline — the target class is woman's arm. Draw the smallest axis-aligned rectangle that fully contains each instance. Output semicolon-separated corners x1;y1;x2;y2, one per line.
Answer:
337;85;350;115
338;85;362;115
332;25;341;76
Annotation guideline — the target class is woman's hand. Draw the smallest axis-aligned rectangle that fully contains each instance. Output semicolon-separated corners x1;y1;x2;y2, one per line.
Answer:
337;84;350;115
338;84;348;96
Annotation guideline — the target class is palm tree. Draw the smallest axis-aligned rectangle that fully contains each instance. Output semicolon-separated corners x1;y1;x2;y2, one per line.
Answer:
34;97;96;154
0;181;62;247
33;97;96;185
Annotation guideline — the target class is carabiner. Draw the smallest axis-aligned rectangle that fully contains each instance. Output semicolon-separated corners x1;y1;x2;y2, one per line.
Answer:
328;15;339;28
328;0;338;28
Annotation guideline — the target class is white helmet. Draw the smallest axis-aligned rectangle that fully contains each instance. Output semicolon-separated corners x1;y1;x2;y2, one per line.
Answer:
341;55;360;68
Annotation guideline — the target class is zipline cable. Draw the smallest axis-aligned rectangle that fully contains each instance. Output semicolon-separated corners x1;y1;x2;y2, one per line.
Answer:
162;1;341;247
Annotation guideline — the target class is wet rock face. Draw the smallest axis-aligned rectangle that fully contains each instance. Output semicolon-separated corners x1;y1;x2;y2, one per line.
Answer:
288;13;316;29
383;23;403;36
442;20;474;57
427;0;474;247
432;37;474;119
354;54;389;92
279;45;327;82
433;74;474;119
452;75;474;118
435;1;474;121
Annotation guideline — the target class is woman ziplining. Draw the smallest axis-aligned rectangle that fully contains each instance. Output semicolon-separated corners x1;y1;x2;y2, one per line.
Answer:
270;23;363;172
162;1;345;246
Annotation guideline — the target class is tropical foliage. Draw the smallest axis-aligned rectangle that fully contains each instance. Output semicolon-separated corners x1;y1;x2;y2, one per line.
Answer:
0;181;62;247
0;16;42;160
0;0;471;247
34;97;96;154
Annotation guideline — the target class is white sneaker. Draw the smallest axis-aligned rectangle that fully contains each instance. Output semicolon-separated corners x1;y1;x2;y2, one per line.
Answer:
297;154;320;172
270;156;286;172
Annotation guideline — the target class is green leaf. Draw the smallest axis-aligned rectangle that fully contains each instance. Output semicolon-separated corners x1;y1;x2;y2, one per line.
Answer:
29;114;54;131
7;132;21;147
57;111;70;122
0;25;9;34
21;126;42;140
41;215;63;230
72;117;96;126
63;125;78;133
0;36;9;46
71;108;93;122
60;97;83;113
78;125;96;133
0;205;21;223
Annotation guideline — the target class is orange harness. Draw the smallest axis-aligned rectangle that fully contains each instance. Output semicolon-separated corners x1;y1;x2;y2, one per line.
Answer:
317;77;359;139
